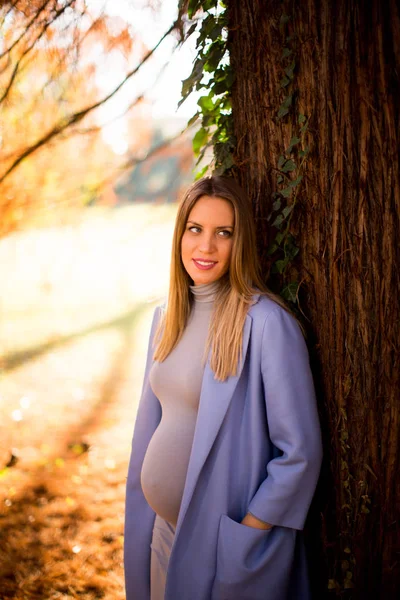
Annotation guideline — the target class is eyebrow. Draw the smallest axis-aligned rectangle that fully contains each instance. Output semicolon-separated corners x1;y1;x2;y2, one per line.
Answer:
187;220;234;229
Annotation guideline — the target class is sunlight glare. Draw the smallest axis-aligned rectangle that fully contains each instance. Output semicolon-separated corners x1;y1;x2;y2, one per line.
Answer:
11;409;23;422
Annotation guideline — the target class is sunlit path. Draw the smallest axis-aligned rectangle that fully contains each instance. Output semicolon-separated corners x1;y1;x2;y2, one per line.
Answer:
0;204;176;599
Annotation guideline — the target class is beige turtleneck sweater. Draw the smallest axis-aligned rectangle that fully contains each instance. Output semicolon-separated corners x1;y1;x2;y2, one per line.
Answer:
140;280;219;526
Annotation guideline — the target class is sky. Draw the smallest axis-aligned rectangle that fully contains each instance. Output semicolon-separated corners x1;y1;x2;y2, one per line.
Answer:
86;0;201;154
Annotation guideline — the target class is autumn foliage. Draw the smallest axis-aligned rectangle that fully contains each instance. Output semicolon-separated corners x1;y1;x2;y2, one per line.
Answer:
0;0;151;235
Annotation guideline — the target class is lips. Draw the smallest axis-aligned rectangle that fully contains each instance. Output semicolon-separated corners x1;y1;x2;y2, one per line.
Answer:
192;258;217;270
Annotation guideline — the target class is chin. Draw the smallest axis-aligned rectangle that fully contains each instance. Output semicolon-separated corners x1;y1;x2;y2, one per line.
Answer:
192;273;221;286
183;261;225;286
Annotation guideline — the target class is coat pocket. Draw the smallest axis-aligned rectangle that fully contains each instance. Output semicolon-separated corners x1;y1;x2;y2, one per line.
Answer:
211;515;296;600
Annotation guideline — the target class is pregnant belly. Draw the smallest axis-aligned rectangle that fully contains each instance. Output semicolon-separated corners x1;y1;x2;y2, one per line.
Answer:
141;417;196;525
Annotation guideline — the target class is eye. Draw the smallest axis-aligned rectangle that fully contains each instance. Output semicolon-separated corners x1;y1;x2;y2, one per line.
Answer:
188;225;201;233
218;230;233;238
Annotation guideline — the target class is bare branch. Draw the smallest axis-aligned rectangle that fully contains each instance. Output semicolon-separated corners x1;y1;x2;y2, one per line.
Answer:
34;6;92;101
79;21;176;114
0;52;11;76
67;55;172;136
61;94;145;137
0;20;178;184
0;0;75;104
0;0;23;29
119;128;189;172
0;0;53;60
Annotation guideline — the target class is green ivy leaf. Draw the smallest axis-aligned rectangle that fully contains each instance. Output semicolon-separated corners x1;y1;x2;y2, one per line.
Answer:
267;241;277;254
202;0;218;10
275;257;289;273
212;80;228;95
280;186;292;198
281;159;296;173
272;198;281;212
214;67;225;81
285;61;296;79
221;96;231;111
280;75;290;88
277;106;289;119
186;23;198;39
281;281;299;303
213;152;234;175
284;234;299;260
209;24;222;41
282;205;294;218
267;230;285;254
281;47;292;59
193;127;209;155
195;142;210;166
194;165;209;180
179;58;205;106
288;175;303;187
282;94;293;109
225;69;234;88
188;0;202;19
278;155;286;169
198;95;215;113
272;214;284;229
204;39;226;72
197;14;217;46
277;94;293;119
202;114;217;127
287;136;301;153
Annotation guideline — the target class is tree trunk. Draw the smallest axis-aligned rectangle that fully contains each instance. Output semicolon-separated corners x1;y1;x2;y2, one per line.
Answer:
228;0;400;597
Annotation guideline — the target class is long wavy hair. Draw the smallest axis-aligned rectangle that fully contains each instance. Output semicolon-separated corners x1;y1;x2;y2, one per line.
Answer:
153;176;296;381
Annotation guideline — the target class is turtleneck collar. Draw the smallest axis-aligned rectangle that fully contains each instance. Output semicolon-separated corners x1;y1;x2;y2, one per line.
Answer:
189;280;220;303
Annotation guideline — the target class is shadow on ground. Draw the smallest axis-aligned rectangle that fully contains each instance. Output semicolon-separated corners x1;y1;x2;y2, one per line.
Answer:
0;301;154;600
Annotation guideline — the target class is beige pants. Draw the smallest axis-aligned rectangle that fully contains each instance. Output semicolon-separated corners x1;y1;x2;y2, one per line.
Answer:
150;515;176;600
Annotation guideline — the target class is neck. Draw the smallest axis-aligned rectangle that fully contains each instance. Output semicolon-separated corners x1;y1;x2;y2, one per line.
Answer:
189;280;220;303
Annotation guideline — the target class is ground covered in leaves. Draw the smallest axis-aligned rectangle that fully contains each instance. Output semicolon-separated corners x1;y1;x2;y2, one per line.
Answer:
0;205;175;599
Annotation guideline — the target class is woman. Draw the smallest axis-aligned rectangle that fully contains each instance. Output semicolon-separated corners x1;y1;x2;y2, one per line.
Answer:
124;176;323;600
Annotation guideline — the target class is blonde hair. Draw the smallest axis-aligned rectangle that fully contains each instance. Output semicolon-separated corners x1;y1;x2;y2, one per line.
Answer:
153;176;296;381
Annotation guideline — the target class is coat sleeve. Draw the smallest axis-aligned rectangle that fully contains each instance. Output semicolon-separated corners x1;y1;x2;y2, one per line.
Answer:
124;306;162;600
247;306;323;531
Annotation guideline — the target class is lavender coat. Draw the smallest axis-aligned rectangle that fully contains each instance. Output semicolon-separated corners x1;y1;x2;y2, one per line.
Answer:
124;294;323;600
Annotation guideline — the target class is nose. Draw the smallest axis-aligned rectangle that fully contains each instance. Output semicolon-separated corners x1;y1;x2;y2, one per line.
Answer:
198;232;216;253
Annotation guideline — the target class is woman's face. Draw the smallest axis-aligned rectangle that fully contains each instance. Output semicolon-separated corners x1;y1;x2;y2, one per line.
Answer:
181;195;235;286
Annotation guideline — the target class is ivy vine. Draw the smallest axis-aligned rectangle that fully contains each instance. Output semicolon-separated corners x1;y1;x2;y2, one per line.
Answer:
179;2;307;306
178;0;235;177
262;11;310;304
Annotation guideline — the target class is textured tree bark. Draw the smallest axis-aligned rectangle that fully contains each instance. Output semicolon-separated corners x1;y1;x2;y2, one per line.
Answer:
228;0;400;597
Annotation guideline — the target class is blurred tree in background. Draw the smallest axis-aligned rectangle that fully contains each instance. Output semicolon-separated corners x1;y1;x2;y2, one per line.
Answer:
0;0;180;235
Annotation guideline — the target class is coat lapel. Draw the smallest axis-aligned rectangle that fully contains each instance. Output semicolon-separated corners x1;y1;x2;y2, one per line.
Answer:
175;313;253;534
